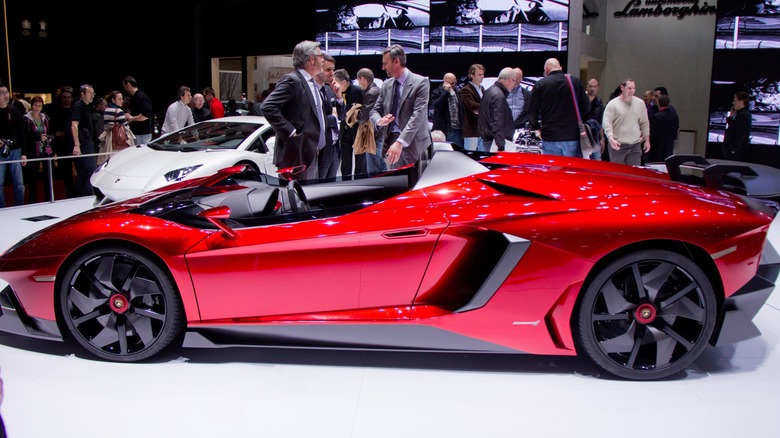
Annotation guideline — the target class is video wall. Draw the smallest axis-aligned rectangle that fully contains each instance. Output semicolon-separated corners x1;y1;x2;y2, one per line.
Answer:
315;0;570;55
708;1;780;146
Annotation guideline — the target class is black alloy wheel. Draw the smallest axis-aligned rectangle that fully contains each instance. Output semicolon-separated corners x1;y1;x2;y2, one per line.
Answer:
59;247;184;362
575;250;717;380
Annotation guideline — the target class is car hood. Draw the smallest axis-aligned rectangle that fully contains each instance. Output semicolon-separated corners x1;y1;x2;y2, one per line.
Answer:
100;146;222;178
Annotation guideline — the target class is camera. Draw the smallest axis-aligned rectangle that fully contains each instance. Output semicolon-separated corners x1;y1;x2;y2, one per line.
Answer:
0;140;12;158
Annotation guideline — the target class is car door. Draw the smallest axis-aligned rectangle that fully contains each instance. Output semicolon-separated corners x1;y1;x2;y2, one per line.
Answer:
186;202;448;321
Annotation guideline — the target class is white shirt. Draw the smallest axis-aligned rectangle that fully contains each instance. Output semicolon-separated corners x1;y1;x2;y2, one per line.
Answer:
161;100;195;134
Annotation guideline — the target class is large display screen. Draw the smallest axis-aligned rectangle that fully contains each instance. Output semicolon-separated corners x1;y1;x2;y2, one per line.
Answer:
316;0;569;55
707;1;780;146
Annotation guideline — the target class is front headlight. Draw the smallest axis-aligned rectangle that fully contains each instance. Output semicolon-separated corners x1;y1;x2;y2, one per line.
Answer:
94;159;109;174
164;165;203;182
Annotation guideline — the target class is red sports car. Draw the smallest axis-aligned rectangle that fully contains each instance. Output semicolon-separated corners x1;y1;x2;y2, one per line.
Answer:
1;151;777;380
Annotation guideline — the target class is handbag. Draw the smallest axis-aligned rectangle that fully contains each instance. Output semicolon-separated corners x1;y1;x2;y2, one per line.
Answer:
565;74;595;159
112;122;128;147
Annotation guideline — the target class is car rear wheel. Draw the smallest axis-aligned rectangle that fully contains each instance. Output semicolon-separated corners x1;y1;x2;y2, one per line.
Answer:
574;250;717;380
59;247;185;362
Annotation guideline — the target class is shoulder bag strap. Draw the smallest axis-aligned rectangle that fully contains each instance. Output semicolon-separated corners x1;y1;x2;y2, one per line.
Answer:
565;74;583;122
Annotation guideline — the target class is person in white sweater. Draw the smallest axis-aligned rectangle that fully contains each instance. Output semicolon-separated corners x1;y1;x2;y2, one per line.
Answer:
602;79;650;165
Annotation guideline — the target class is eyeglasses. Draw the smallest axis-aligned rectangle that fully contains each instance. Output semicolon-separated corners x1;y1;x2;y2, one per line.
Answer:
0;91;8;95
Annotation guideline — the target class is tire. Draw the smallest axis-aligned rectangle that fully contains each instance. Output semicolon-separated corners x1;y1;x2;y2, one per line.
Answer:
574;250;717;380
59;246;185;362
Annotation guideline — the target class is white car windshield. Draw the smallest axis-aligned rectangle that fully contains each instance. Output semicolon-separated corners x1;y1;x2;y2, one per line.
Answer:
148;121;264;151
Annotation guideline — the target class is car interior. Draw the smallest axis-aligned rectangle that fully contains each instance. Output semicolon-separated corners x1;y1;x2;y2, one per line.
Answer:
192;150;491;229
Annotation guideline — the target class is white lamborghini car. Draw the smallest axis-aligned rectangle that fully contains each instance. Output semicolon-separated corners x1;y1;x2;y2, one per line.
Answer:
91;116;278;204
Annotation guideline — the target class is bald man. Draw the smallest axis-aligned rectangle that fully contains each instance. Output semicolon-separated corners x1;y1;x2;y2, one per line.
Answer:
526;58;590;157
431;72;464;146
507;67;531;129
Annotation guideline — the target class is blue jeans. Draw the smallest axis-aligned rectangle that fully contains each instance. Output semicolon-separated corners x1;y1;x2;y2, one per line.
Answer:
135;134;152;145
446;128;463;148
0;148;25;207
75;143;97;197
463;137;483;151
365;135;386;175
542;140;580;157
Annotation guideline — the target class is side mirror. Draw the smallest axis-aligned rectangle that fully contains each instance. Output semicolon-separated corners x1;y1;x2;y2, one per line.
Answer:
198;206;238;238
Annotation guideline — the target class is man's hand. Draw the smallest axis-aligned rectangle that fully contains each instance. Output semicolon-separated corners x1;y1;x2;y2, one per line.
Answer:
376;114;395;127
609;137;621;151
386;141;402;164
643;138;651;153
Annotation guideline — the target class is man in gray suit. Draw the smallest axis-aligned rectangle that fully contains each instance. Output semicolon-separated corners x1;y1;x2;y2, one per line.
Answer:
369;44;431;169
260;40;325;181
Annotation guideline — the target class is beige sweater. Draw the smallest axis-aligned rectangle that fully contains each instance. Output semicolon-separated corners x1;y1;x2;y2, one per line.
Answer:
602;96;649;144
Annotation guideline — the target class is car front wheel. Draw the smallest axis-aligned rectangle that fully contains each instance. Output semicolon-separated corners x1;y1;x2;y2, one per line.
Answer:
59;246;185;362
574;250;717;380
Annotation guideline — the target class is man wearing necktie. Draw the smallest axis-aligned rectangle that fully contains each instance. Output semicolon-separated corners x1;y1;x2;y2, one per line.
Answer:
315;53;343;182
369;44;431;169
260;40;325;182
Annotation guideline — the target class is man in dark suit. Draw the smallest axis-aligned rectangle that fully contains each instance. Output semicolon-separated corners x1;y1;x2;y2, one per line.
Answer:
260;40;325;181
648;95;679;163
369;44;431;169
315;54;343;182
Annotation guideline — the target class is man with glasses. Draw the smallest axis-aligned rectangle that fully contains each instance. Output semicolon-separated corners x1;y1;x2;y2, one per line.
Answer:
0;86;27;207
70;84;97;196
478;67;518;152
261;40;325;182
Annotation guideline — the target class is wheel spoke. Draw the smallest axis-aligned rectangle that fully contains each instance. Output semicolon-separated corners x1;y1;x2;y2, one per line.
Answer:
128;276;163;300
116;320;129;354
646;325;678;368
602;281;634;314
127;311;157;344
658;282;697;308
655;318;695;349
91;314;119;348
73;308;107;326
631;263;646;300
660;295;705;323
600;321;637;354
121;262;142;294
641;261;675;302
592;312;630;321
68;287;108;315
625;324;645;368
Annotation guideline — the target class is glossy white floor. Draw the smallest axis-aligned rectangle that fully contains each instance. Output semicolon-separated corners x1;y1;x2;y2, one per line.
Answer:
1;197;779;438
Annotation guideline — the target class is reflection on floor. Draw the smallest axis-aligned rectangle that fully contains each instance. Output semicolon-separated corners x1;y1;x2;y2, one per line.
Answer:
1;198;779;438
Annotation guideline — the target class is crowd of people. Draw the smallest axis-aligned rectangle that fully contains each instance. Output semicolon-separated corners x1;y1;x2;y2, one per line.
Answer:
2;40;754;208
0;77;261;208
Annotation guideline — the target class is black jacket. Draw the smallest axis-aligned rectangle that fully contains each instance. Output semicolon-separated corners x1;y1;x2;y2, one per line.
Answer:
478;81;513;150
0;104;27;151
431;84;463;133
723;107;752;161
648;107;679;162
526;71;589;142
338;83;363;147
